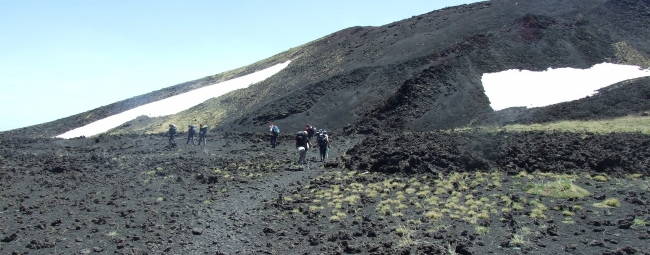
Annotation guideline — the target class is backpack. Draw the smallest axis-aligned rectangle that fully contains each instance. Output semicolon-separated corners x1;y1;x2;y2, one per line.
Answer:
317;134;328;147
307;126;315;136
296;132;307;147
272;125;280;134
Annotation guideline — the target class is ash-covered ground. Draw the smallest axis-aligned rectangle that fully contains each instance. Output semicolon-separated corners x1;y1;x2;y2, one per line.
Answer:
1;129;649;254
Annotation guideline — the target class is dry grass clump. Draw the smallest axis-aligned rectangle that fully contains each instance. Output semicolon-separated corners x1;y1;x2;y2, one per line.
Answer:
592;175;608;182
342;195;360;205
509;233;528;247
512;203;525;211
425;210;444;220
593;198;621;208
529;200;548;219
395;226;416;246
309;205;324;212
562;210;574;216
526;179;590;199
475;226;490;235
625;173;643;179
405;188;417;194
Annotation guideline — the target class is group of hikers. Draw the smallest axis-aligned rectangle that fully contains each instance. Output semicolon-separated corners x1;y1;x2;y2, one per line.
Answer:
167;124;208;145
167;123;330;170
271;124;331;170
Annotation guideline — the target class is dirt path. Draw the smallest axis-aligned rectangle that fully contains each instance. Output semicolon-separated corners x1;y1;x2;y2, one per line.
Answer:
149;134;363;254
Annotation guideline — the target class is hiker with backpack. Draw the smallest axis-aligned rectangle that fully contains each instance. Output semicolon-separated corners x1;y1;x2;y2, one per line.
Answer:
295;130;312;170
306;125;316;140
317;129;330;162
269;123;280;148
198;124;208;146
187;125;197;145
168;124;177;143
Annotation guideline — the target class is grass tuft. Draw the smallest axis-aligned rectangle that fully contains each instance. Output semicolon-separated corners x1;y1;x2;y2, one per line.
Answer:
593;198;621;208
475;226;489;235
632;218;647;228
526;179;590;198
509;234;528;247
592;175;608;182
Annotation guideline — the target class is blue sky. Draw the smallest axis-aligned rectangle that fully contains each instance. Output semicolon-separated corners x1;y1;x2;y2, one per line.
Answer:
0;0;480;131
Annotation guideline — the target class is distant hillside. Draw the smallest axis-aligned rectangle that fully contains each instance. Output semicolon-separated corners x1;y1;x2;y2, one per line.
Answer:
6;0;650;138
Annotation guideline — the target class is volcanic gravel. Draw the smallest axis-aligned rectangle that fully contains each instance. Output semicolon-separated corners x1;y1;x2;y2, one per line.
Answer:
1;130;649;254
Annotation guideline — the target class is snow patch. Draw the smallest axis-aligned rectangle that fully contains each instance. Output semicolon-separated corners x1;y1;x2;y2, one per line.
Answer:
482;63;650;111
56;60;291;139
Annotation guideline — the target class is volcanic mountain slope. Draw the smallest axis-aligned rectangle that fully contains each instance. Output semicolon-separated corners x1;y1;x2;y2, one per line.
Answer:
7;0;648;138
104;0;650;137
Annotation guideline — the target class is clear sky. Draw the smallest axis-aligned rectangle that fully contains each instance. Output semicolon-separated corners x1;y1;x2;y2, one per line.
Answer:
0;0;480;131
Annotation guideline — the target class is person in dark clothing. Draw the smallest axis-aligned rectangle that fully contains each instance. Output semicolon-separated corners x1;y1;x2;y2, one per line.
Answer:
198;124;208;146
187;125;196;145
306;125;316;140
295;131;312;169
168;124;177;143
269;123;279;148
316;129;330;162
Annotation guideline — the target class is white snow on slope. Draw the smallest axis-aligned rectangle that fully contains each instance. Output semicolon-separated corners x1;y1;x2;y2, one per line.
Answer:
56;60;291;139
482;63;650;111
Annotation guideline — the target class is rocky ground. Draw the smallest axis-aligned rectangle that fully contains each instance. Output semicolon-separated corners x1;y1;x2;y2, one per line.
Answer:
1;129;649;254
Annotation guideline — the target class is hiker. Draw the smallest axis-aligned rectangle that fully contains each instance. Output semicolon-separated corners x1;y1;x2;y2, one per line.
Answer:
295;130;312;169
316;129;330;162
198;124;208;145
306;125;316;140
187;125;196;145
168;124;177;143
269;123;280;148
